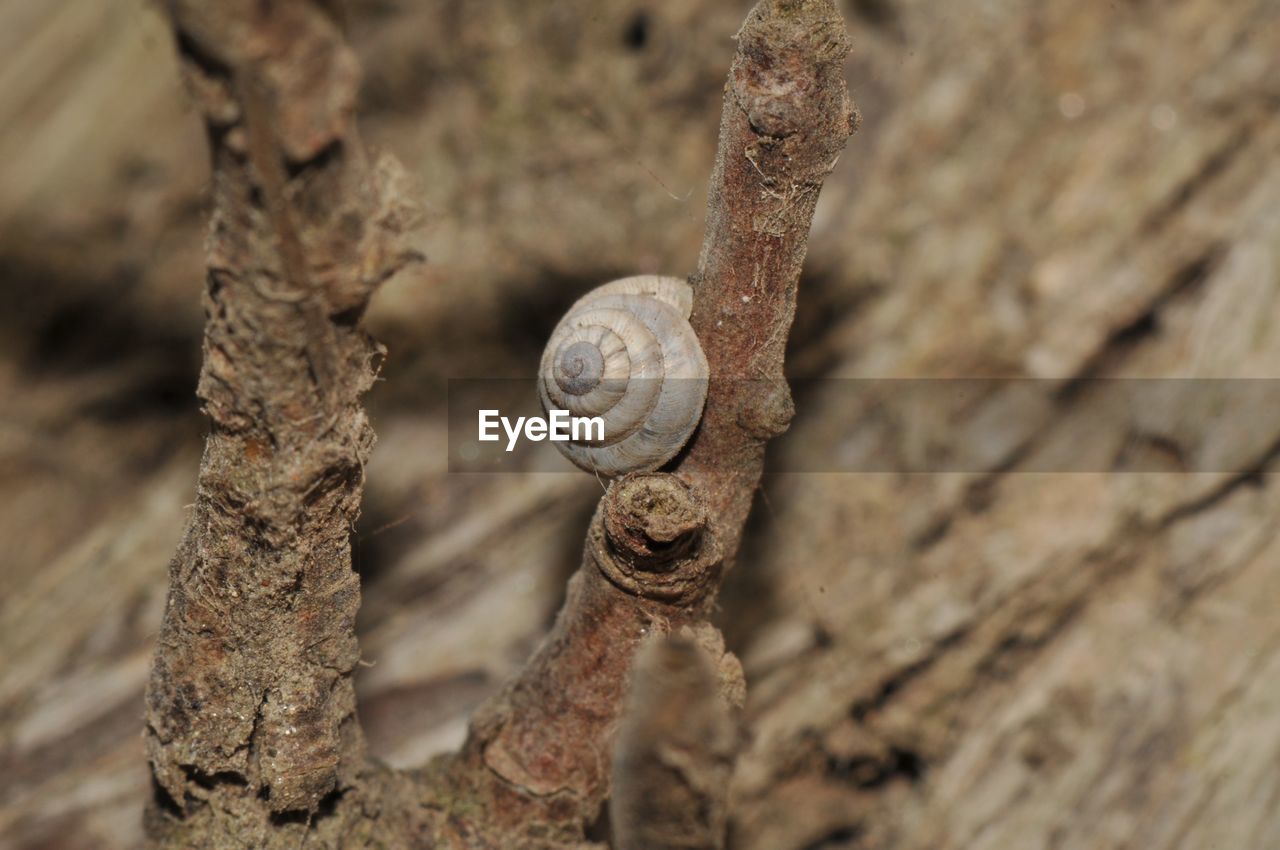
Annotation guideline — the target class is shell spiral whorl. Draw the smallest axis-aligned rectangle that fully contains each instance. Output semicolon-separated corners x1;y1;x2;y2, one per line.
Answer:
539;275;709;476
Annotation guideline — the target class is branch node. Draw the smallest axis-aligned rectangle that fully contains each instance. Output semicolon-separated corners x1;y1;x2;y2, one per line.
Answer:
737;379;796;440
604;473;707;572
594;474;718;602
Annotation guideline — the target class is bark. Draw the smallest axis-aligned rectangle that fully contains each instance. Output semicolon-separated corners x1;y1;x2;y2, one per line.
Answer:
610;633;740;850
2;1;1278;850
683;0;858;553
141;0;418;845
142;0;851;847
438;3;855;845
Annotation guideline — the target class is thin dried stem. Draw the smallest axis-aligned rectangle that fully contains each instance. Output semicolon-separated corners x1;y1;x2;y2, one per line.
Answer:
441;0;857;843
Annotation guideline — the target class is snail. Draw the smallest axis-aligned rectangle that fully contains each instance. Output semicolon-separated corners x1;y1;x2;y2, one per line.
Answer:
538;275;709;476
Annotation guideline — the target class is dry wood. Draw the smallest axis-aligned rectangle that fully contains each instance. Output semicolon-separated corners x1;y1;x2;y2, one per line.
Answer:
3;1;1277;850
139;0;852;847
610;633;739;850
439;2;855;844
142;0;418;845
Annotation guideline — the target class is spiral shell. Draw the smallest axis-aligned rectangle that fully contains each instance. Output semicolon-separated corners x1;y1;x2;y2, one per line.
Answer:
539;275;709;476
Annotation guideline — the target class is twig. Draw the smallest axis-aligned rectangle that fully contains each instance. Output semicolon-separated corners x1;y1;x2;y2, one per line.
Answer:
441;0;856;843
143;0;416;844
610;633;740;850
146;1;852;846
682;0;859;558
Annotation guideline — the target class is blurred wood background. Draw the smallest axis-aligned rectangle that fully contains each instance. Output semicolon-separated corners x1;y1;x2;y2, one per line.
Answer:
1;0;1277;847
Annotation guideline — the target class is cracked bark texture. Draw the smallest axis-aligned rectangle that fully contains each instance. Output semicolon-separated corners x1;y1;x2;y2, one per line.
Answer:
141;0;418;845
151;0;848;847
2;0;1279;849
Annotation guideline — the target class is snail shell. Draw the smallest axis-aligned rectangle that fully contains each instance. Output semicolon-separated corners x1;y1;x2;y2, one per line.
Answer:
539;275;709;476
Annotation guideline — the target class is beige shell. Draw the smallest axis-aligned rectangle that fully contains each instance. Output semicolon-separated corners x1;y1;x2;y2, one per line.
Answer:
538;275;709;476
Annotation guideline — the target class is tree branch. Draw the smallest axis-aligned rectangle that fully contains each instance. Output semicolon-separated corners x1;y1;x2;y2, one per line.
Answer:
683;0;859;552
442;0;856;843
610;634;740;850
143;0;417;844
144;1;852;845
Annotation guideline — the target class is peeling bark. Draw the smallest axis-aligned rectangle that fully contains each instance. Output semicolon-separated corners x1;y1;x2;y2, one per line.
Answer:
8;2;1274;850
142;0;418;845
140;0;852;847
